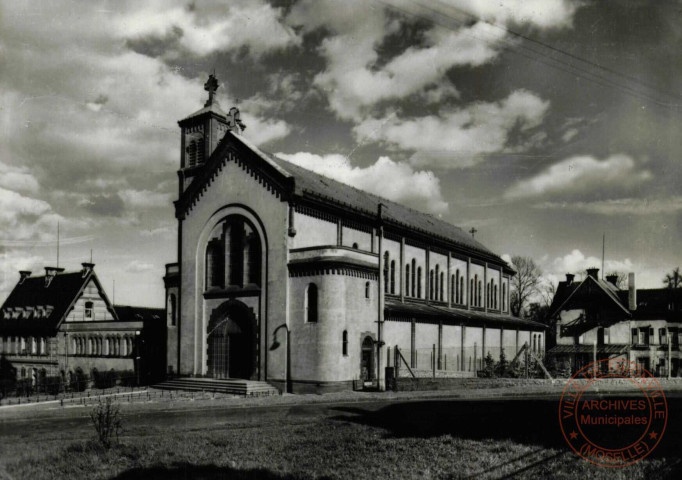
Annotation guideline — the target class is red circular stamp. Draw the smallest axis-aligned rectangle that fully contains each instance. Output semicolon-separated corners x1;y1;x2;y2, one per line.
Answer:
558;359;667;467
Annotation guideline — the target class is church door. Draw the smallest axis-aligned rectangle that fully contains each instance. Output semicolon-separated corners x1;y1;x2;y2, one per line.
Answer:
207;309;254;380
361;336;375;381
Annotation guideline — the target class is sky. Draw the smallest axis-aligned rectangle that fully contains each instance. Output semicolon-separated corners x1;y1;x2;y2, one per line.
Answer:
1;0;682;307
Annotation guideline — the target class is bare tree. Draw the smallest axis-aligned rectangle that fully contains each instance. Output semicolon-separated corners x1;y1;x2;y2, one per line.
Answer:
509;256;543;317
606;271;628;289
663;267;682;288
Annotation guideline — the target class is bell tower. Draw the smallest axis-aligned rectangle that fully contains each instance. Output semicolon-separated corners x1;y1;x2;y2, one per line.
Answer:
177;74;245;192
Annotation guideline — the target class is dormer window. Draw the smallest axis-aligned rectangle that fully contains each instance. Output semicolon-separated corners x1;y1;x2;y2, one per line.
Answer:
84;301;94;320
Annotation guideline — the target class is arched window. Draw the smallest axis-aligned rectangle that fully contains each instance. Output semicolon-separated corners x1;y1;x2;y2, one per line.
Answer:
206;238;224;289
460;277;464;304
342;330;348;356
168;294;177;327
478;281;482;307
474;275;478;306
206;215;262;290
411;259;416;297
390;260;396;294
352;242;358;249
494;285;498;309
433;265;440;300
417;267;422;298
450;274;455;304
244;229;262;285
306;283;318;323
455;269;460;303
383;252;390;293
405;264;410;296
486;282;491;308
84;301;94;320
502;283;507;310
365;281;370;299
440;272;444;301
429;270;434;300
470;279;474;305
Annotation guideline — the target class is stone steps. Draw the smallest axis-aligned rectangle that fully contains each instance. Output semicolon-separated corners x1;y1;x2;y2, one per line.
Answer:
153;378;280;396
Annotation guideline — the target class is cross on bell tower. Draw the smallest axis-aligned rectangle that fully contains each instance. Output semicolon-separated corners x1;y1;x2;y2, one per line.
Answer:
469;227;478;238
204;74;220;107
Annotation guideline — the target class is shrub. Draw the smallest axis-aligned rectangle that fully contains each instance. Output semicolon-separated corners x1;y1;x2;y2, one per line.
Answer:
119;370;137;387
90;397;122;449
16;378;33;397
93;369;119;389
0;356;17;398
43;375;64;395
70;367;88;392
478;352;496;378
496;350;509;377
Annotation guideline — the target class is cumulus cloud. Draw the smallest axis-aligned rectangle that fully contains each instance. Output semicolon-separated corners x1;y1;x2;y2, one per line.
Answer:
119;0;299;59
118;189;173;209
549;249;634;277
0;187;62;241
288;0;578;120
0;162;40;194
442;0;581;29
536;197;682;216
125;260;156;273
505;154;652;199
354;90;549;168
275;152;448;214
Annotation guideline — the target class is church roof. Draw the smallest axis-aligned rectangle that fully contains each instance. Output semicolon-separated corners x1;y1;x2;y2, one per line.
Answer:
179;102;227;123
266;153;496;257
177;130;509;268
113;305;164;323
385;298;546;330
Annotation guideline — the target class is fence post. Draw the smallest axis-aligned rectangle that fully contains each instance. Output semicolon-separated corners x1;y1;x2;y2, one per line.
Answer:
432;344;436;378
474;342;477;374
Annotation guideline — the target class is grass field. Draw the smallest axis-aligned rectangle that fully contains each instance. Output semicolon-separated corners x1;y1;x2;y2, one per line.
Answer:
1;396;680;479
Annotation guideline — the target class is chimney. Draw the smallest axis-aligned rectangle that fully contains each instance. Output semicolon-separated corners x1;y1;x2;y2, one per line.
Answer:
44;266;65;287
628;272;637;311
586;268;599;279
605;274;619;287
81;262;95;277
565;273;575;285
19;271;32;284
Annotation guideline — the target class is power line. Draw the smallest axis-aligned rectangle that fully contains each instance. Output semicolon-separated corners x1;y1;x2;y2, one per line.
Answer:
376;0;682;109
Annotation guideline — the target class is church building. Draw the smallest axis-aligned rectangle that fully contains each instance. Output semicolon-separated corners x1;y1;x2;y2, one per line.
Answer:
164;75;545;393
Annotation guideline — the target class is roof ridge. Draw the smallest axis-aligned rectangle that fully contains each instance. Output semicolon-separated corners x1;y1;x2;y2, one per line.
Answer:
268;154;499;257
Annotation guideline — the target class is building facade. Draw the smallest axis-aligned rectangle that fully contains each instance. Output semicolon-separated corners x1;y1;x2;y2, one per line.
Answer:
165;75;546;393
0;264;164;386
548;268;682;377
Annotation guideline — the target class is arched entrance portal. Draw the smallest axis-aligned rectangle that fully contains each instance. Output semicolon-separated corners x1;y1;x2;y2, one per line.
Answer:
207;302;256;380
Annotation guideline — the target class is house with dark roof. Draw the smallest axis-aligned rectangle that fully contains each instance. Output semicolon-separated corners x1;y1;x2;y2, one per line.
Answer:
0;263;164;386
547;268;682;377
163;75;545;393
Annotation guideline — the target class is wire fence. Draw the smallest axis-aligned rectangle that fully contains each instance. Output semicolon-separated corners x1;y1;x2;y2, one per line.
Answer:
0;387;257;408
389;344;546;378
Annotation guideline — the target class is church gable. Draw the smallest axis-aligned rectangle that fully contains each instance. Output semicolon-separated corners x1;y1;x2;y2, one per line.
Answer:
175;135;292;221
